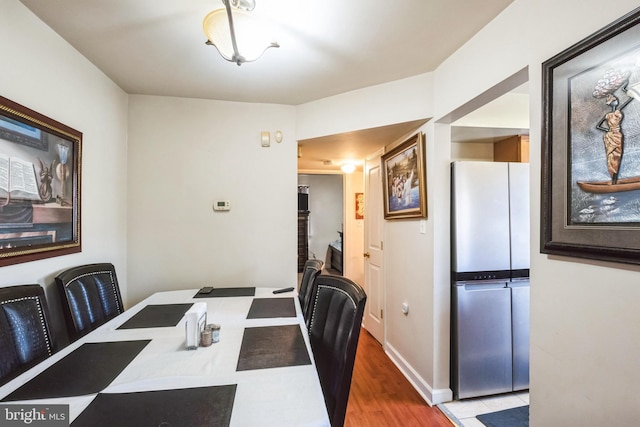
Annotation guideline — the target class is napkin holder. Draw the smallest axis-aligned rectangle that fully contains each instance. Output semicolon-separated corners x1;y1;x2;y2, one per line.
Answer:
185;302;207;350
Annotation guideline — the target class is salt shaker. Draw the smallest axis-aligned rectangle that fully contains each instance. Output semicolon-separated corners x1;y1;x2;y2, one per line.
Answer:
206;324;221;343
200;328;213;347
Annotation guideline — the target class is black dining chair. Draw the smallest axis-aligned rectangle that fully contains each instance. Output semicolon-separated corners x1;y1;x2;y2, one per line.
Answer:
307;274;366;427
55;263;124;342
0;285;55;386
298;259;323;324
304;258;324;272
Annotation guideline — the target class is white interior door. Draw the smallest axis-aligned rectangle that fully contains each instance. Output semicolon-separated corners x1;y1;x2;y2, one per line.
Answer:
363;154;384;344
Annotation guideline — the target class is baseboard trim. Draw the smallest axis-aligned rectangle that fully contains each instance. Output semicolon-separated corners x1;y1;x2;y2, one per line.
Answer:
384;342;453;406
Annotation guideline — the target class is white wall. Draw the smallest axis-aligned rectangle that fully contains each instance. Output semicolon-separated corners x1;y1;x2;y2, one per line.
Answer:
296;73;434;140
378;122;454;404
433;0;640;425
452;92;530;129
5;1;640;423
297;77;445;403
343;171;364;286
127;95;297;305
297;2;640;423
0;0;129;344
297;174;343;264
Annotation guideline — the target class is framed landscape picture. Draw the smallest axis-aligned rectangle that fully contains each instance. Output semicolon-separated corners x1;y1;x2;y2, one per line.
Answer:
381;132;427;220
0;96;82;266
541;7;640;264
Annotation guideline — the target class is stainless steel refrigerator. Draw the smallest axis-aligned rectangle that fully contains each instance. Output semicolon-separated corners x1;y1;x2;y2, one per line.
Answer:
450;161;530;400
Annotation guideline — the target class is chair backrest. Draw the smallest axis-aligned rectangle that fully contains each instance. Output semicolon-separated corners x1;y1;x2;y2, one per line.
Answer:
304;258;324;272
298;259;323;322
308;275;366;427
55;263;124;342
0;285;55;385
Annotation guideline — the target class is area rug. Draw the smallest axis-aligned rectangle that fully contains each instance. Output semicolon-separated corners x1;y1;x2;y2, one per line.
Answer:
476;405;529;427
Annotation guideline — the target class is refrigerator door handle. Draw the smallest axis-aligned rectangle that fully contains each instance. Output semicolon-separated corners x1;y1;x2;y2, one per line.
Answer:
461;282;508;291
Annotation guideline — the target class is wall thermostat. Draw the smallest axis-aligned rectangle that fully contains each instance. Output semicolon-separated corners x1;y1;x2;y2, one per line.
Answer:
213;200;230;211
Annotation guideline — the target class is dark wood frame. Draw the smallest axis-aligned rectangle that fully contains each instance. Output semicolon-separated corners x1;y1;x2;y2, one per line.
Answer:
541;7;640;265
0;96;81;266
381;132;427;220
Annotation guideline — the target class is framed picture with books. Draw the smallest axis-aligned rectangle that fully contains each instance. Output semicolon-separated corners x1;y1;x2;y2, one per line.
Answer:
0;95;82;266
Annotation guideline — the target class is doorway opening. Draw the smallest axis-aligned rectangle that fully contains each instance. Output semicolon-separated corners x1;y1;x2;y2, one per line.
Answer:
298;174;344;275
444;68;531;416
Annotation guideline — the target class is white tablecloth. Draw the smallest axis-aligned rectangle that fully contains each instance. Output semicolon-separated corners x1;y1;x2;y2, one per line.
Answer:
0;288;330;426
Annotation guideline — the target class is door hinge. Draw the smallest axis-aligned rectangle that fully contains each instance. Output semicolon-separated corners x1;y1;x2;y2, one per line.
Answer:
380;309;384;319
380;241;383;250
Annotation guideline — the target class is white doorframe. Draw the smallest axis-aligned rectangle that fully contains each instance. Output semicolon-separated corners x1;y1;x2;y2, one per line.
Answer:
363;150;385;344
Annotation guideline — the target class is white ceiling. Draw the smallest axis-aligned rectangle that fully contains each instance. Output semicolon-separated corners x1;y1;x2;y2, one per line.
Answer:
297;119;428;172
19;0;518;171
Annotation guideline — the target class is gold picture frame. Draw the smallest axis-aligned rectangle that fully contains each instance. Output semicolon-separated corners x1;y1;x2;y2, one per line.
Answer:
381;132;427;220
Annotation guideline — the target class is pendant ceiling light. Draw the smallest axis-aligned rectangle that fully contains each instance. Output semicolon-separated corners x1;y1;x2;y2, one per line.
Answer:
341;163;356;174
203;0;279;66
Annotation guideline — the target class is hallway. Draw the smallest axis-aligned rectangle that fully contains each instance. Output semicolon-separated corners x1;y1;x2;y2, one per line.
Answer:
345;329;453;427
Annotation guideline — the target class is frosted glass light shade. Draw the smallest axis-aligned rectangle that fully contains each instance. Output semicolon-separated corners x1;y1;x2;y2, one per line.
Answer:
341;164;356;174
203;7;278;65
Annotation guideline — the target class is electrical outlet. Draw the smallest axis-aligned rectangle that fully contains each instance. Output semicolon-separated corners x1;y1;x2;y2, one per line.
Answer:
401;302;409;315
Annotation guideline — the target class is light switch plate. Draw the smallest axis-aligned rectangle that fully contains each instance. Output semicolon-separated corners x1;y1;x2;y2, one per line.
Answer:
261;131;270;147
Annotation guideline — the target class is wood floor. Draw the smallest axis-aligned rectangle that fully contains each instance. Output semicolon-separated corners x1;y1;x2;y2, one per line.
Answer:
345;328;453;427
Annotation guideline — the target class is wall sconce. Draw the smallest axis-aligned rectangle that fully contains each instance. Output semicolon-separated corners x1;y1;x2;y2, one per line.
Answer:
203;0;279;66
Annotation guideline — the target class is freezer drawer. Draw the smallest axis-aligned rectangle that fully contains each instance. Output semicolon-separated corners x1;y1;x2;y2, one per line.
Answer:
452;282;513;399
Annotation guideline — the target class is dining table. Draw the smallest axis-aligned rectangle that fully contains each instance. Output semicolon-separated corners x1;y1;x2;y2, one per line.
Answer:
0;286;330;427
